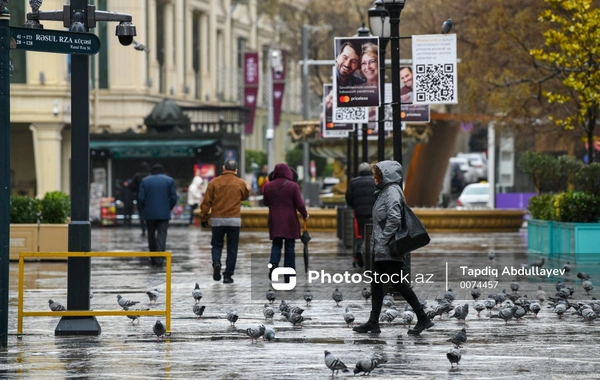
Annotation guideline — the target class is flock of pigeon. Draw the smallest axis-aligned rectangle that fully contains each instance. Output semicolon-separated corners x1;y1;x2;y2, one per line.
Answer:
45;256;597;376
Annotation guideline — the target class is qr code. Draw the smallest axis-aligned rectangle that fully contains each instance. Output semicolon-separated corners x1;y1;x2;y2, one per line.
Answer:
414;63;456;103
335;107;367;121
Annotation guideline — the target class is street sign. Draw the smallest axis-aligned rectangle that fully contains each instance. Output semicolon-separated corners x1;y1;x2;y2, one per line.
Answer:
9;27;101;55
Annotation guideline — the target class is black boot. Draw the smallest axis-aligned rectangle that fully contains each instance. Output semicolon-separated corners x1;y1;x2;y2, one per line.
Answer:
352;312;381;333
213;262;222;281
223;273;234;284
408;308;434;335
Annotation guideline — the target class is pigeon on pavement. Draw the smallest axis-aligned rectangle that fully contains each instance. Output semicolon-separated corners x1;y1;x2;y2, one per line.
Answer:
263;325;276;341
361;287;372;302
146;289;159;304
532;257;545;268
488;250;495;261
153;320;166;341
443;289;456;302
562;262;571;273
581;307;597;323
192;283;203;304
446;348;461;368
484;299;496;316
491;306;517;324
577;272;591;281
510;281;520;293
282;311;304;328
451;304;469;323
447;328;467;348
266;289;276;304
382;293;395;308
471;286;481;301
582;280;593;295
193;304;205;319
263;304;275;321
554;303;567;319
226;310;239;326
402;310;415;327
48;299;66;312
117;295;140;308
529;302;541;318
344;308;355;327
279;300;290;313
245;324;266;343
380;307;400;323
304;290;313;306
332;288;343;307
513;305;527;321
353;356;380;376
535;286;547;304
324;350;350;376
473;301;485;317
124;306;149;324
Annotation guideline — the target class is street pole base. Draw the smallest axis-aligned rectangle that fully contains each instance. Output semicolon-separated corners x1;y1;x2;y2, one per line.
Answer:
55;316;101;336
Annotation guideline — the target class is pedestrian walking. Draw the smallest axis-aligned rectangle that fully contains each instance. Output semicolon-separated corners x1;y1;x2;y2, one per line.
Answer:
187;169;203;226
199;160;250;284
263;163;308;281
131;162;150;236
345;162;376;268
138;164;178;267
353;160;434;335
120;178;135;226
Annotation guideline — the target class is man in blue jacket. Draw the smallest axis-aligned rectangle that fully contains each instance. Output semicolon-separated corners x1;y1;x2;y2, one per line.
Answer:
138;164;179;267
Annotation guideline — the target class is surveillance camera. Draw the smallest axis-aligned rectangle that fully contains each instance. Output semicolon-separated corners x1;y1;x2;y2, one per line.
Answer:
115;21;136;46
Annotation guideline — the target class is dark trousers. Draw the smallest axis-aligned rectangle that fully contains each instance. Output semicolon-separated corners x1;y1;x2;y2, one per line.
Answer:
137;204;146;235
370;260;425;320
269;238;296;270
146;219;169;266
211;226;240;275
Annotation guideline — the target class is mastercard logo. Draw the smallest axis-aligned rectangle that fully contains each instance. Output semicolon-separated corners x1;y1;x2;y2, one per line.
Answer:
338;96;351;103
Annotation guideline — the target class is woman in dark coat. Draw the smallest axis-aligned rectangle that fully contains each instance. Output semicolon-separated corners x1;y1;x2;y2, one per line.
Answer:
263;163;308;276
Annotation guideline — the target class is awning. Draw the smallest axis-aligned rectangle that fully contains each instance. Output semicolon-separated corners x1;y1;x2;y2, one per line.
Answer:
90;139;217;159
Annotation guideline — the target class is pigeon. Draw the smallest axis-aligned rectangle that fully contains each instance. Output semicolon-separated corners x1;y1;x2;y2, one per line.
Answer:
124;306;149;324
226;310;239;326
555;287;570;299
245;324;265;343
48;299;66;312
282;311;304;328
488;250;495;261
484;299;496;316
193;304;205;319
582;280;593;295
117;295;139;308
361;287;372;302
263;325;276;341
380;307;400;323
446;348;461;368
304;290;313;306
513;305;527;321
581;307;597;323
402;310;415;327
577;272;591;281
146;289;159;304
532;257;545;268
471;286;481;301
343;308;355;327
133;40;150;53
279;300;290;313
382;293;395;308
441;18;453;34
529;302;541;318
266;289;276;304
562;262;571;273
192;283;203;304
473;301;485;317
535;286;547;303
324;350;350;376
353;357;380;376
556;281;566;292
263;304;275;321
451;304;469;323
491;306;517;324
554;303;567;319
510;281;520;293
288;305;305;315
443;289;455;303
332;288;343;306
153;320;166;341
447;328;467;348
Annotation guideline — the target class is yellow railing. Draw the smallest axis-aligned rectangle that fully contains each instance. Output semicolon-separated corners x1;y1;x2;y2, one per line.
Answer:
18;251;171;336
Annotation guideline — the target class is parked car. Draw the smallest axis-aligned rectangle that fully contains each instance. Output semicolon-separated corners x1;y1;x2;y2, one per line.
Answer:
320;177;340;194
449;157;478;184
457;183;490;209
457;152;488;181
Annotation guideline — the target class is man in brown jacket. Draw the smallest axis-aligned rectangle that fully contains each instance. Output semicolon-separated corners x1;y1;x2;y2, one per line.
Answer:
199;160;250;284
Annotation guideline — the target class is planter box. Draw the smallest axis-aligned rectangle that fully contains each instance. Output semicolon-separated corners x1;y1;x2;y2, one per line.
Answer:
10;224;68;261
527;219;600;263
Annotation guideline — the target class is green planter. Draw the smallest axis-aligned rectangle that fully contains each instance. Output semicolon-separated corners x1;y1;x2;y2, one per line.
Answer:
527;219;554;255
528;218;600;262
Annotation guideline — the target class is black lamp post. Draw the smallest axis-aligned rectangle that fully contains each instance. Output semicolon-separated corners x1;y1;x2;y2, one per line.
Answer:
368;0;390;163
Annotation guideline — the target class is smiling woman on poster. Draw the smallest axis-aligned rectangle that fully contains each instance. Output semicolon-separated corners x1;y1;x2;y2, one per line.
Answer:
359;42;380;106
334;37;380;108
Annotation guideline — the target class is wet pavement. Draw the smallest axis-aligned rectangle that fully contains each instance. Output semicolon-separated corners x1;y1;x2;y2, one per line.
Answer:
2;225;600;379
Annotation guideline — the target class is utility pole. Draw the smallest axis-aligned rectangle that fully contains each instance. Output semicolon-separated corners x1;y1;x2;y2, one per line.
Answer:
301;25;311;201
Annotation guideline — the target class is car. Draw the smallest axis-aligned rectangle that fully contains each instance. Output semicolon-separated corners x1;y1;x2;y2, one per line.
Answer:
457;183;490;209
320;177;340;194
449;157;478;184
457;152;488;181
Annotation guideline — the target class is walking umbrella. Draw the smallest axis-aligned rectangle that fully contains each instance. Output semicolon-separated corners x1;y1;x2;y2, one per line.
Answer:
300;219;311;273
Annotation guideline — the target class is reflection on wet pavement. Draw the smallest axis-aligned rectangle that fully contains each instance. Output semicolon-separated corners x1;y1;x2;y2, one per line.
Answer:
2;226;600;379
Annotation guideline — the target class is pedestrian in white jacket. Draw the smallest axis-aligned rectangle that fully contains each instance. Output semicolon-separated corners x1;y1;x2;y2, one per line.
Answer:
187;175;204;225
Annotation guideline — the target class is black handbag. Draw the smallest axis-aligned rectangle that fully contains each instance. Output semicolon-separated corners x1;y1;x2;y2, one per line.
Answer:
391;201;431;255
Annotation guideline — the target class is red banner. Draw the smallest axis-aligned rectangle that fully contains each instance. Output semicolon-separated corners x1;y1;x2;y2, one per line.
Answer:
272;51;286;127
244;52;259;134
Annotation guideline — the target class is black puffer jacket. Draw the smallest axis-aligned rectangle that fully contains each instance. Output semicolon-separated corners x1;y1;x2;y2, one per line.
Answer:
345;170;376;218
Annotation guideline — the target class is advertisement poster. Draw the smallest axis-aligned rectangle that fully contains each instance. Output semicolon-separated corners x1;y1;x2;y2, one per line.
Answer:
321;84;353;138
243;52;259;134
412;33;458;105
333;36;380;108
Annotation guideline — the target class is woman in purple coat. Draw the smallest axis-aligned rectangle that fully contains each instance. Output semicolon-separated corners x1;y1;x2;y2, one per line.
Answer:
263;163;308;277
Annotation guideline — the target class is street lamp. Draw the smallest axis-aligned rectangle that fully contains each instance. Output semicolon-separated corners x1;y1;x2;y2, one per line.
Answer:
368;0;390;162
381;0;406;166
